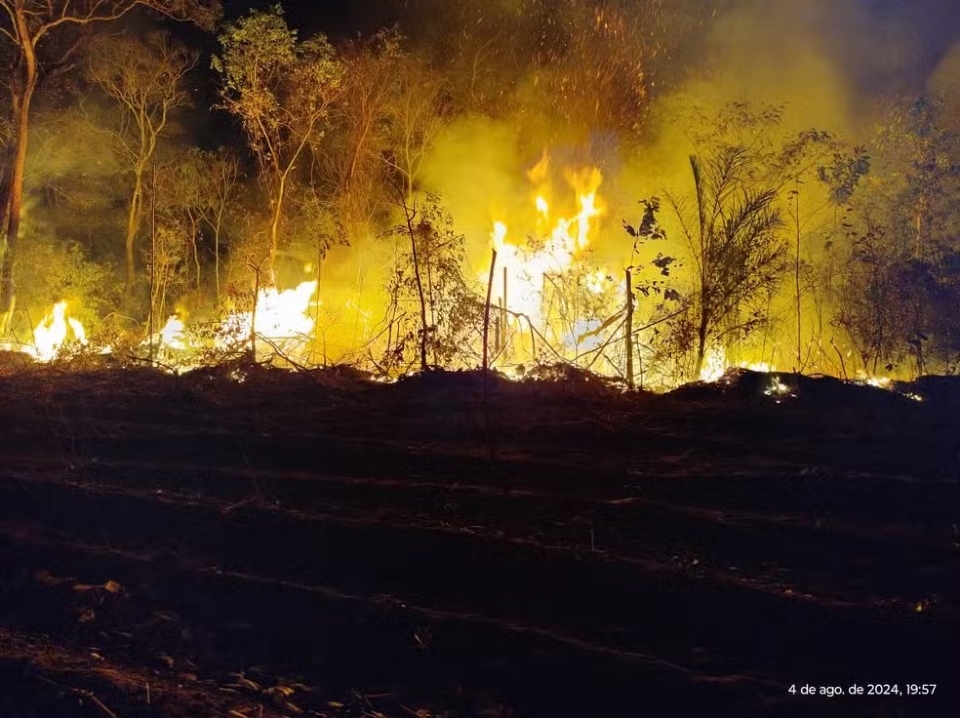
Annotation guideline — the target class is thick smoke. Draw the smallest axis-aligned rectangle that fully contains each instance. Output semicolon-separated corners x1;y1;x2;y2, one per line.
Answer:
412;0;958;259
316;0;959;366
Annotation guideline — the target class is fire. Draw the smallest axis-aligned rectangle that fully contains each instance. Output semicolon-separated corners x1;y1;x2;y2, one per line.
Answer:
584;268;608;295
855;372;892;389
567;167;603;250
30;301;87;361
699;347;777;383
699;347;728;383
535;195;549;218
135;282;320;367
217;280;319;356
487;163;606;322
156;315;187;352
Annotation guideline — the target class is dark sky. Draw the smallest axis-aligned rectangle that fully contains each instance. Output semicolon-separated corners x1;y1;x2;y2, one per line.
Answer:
844;0;960;92
216;0;960;96
221;0;400;38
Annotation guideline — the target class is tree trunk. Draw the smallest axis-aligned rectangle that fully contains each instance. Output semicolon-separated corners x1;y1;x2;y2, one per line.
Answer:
795;189;802;372
0;146;14;256
214;211;223;305
625;268;634;389
125;170;144;289
482;249;497;371
269;173;287;281
1;16;39;314
694;300;710;379
403;201;428;372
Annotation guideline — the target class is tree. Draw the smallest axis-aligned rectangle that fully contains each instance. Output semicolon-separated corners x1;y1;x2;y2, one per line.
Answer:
87;30;197;290
319;28;403;236
384;195;476;372
836;95;960;376
623;197;680;386
874;96;960;263
836;223;900;375
159;146;239;303
669;145;787;378
198;147;240;304
382;53;449;372
212;4;343;279
778;138;869;372
0;0;221;314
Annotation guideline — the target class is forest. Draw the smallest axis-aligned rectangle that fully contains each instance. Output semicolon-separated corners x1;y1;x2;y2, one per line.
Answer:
0;0;956;385
1;3;959;717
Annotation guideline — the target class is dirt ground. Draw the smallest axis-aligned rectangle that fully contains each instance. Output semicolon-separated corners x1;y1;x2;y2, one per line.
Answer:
0;364;957;717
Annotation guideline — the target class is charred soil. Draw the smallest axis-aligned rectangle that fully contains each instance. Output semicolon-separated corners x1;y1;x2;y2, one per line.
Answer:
0;366;957;717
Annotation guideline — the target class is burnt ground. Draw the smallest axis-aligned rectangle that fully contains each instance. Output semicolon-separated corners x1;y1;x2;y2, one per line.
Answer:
0;364;957;718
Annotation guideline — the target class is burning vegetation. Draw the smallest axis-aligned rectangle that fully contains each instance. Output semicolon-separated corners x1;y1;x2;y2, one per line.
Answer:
0;4;959;716
0;1;955;392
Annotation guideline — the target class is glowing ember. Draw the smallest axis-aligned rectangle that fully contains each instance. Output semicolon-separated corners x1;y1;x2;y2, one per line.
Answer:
856;372;893;389
765;377;794;397
30;302;87;361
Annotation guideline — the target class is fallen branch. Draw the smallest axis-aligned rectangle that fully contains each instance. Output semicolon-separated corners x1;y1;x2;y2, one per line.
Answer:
32;674;121;718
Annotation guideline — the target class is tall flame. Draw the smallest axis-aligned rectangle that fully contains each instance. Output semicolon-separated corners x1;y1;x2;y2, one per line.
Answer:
486;162;606;319
31;302;87;362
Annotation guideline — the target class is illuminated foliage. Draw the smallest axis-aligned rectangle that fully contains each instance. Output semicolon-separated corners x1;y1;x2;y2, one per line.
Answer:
384;196;476;371
0;1;953;382
87;30;198;290
837;96;960;375
667;107;791;378
0;0;221;315
212;4;344;276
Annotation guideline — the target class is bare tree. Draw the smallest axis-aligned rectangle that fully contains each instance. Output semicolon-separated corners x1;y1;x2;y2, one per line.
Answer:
87;30;197;289
0;0;220;314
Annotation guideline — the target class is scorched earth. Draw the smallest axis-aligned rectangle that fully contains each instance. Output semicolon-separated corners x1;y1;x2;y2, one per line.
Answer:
0;365;957;718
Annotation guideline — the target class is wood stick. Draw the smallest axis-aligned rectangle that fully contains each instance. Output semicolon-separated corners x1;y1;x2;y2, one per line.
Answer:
482;249;497;370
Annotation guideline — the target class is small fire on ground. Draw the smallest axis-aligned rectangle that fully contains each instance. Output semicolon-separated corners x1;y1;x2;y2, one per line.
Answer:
1;281;319;369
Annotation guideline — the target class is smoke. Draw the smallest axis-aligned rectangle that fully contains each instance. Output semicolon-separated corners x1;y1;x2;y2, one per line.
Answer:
929;43;960;119
314;0;959;367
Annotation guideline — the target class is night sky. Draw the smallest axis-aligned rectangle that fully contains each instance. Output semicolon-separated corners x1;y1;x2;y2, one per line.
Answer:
214;0;960;98
221;0;400;37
